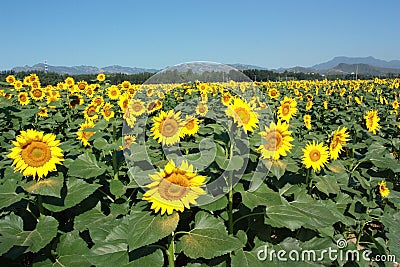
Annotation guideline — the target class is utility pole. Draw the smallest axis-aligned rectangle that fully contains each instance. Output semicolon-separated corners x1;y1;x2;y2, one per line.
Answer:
355;64;358;80
44;60;48;73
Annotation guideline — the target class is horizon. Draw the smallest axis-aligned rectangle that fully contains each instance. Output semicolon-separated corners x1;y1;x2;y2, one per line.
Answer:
1;0;399;70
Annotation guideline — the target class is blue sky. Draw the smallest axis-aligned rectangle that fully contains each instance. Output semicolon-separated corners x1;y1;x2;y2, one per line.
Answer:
1;0;399;70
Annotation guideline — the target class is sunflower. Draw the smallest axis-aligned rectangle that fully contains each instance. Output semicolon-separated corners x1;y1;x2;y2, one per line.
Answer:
304;114;311;130
277;97;297;122
329;126;350;160
18;92;30;106
257;120;293;160
6;75;16;84
302;141;329;172
121;81;131;90
30;88;45;101
392;100;399;110
85;85;96;98
324;100;328;110
8;129;63;179
364;110;380;134
83;104;99;121
118;93;131;112
38;107;49;117
77;120;96;147
97;73;106;82
64;77;75;87
102;102;115;121
151;110;183;146
92;96;105;108
29;73;39;83
378;181;390;197
268;88;280;99
182;116;201;137
142;160;206;215
147;99;163;114
305;101;313;111
195;103;208;116
46;91;61;104
107;85;121;100
221;92;233;106
77;81;88;91
225;97;258;133
306;93;314;101
128;99;146;117
14;80;23;90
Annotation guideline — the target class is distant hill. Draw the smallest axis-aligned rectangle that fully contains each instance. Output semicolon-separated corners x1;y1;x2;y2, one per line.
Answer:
227;63;268;71
11;63;159;75
331;63;400;75
312;56;400;70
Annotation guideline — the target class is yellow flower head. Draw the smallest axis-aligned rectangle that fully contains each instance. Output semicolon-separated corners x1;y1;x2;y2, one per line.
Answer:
225;97;258;133
378;181;390;197
302;140;329;172
8;129;64;179
329;127;350;160
278;97;297;122
142;160;206;215
151;110;184;146
364;110;380;134
258;120;293;160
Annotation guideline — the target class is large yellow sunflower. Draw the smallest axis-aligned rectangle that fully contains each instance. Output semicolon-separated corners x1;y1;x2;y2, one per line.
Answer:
302;141;329;172
83;104;99;121
76;120;96;147
18;92;30;106
364;110;380;134
225;97;258;133
221;92;233;106
146;100;163;114
97;73;106;82
181;116;201;137
8;129;64;179
101;102;115;121
6;75;16;84
128;99;146;117
30;88;45;101
268;88;280;99
329;126;350;160
142;160;206;215
257;120;293;160
107;85;121;100
151;110;184;146
277;97;297;122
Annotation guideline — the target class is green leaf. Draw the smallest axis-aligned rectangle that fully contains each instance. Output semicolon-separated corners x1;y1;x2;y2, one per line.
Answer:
88;241;128;267
68;152;107;178
314;174;340;195
0;215;59;255
231;249;263;267
126;211;179;251
53;231;91;267
0;179;23;210
43;177;100;212
236;183;283;210
177;212;243;259
129;248;164;267
21;175;63;197
110;179;126;197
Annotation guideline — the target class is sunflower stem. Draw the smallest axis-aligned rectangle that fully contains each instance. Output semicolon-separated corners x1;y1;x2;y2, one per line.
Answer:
167;233;175;267
227;137;234;236
112;124;119;180
37;195;44;216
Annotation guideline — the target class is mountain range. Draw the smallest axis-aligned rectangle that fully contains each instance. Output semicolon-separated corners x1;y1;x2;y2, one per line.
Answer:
8;56;400;76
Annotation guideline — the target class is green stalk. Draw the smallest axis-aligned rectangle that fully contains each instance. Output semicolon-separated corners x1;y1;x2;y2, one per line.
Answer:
167;233;175;267
227;138;234;236
112;124;119;180
37;195;44;217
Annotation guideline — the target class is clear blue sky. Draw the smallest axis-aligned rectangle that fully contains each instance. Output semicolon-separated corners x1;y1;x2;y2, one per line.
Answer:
1;0;399;70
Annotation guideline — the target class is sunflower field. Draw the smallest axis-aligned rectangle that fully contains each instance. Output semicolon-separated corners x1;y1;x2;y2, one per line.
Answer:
0;68;399;267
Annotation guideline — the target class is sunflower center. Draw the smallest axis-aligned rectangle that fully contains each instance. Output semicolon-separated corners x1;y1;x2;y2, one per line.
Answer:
87;107;96;117
104;108;112;117
310;149;321;162
282;104;290;116
263;131;282;151
132;102;143;112
33;89;43;97
158;172;190;200
185;120;195;130
19;94;27;102
235;107;251;124
21;141;52;167
161;118;179;137
198;105;206;113
223;95;231;102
